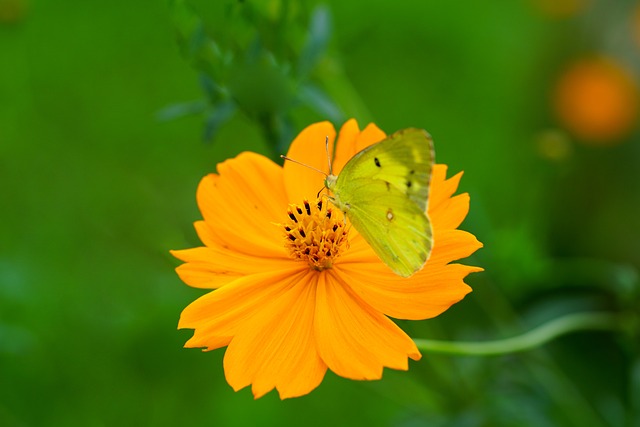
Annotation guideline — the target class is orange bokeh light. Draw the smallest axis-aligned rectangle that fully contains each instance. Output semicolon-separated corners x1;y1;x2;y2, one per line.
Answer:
532;0;587;19
553;57;639;145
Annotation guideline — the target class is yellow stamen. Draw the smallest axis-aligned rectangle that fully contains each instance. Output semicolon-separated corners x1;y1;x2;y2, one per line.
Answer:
281;198;349;270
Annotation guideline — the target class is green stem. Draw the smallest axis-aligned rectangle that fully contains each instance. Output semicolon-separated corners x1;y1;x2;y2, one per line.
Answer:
413;312;622;356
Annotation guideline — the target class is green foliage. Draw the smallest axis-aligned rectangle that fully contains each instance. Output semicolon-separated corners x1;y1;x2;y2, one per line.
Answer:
164;0;344;153
1;0;639;426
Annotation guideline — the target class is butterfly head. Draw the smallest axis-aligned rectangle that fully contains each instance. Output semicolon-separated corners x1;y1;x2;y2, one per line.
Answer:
324;174;338;192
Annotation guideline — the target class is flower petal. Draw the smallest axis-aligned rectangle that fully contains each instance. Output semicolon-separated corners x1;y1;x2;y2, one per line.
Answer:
332;121;386;174
223;270;327;399
314;271;421;380
198;174;282;255
356;123;388;148
218;152;290;219
338;231;378;263
171;246;294;289
336;262;479;320
283;121;336;203
429;229;483;267
193;220;216;247
178;267;306;350
430;193;470;231
429;165;463;213
196;152;288;257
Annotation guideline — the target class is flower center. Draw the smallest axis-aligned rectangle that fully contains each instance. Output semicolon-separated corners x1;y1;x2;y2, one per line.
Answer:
282;198;349;270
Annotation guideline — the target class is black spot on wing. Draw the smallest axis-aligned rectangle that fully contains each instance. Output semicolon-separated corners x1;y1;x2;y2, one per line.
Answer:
374;157;381;167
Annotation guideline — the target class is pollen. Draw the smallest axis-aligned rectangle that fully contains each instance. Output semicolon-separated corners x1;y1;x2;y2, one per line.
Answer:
281;198;349;270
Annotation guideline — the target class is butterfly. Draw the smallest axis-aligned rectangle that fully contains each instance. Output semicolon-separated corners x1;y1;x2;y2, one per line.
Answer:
283;128;434;277
324;128;434;277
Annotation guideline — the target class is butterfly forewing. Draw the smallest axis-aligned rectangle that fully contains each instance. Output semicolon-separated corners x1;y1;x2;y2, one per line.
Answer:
336;128;434;212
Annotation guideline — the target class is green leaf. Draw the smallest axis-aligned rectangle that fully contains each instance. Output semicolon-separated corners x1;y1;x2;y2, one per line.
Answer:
188;22;208;58
297;5;331;79
202;100;236;143
198;73;226;103
155;100;207;122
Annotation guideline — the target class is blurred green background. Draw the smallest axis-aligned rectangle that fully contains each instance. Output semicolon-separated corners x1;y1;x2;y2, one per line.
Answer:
2;0;639;425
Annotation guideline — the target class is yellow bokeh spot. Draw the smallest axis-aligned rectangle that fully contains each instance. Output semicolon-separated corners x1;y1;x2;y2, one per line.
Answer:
536;129;573;161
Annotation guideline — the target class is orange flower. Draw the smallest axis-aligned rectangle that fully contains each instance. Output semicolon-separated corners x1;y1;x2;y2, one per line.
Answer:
171;119;482;399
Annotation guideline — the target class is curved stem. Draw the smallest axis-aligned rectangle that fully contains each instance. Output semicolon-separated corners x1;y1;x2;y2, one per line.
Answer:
413;312;622;356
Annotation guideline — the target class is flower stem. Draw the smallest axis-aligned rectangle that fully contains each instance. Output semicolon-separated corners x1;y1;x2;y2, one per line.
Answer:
413;312;622;356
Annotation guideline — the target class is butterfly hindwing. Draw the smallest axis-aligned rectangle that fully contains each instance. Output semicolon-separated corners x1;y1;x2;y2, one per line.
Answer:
329;128;435;277
337;178;433;277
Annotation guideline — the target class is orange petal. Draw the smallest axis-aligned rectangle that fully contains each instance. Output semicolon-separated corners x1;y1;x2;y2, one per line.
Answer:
178;267;306;350
356;123;387;149
196;152;288;257
223;270;327;399
193;220;216;247
173;258;236;289
337;262;478;320
171;247;293;289
314;271;421;380
429;229;483;266
429;166;463;214
430;193;470;231
216;152;289;220
331;119;360;173
333;223;377;263
283;121;336;203
332;121;387;174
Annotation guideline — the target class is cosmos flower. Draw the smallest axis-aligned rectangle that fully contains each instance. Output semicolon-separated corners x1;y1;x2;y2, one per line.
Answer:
171;119;482;399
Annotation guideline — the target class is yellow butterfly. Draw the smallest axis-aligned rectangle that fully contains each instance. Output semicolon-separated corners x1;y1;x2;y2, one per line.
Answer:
284;128;434;277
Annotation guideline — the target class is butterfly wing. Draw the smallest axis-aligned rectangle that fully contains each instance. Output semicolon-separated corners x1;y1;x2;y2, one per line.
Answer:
338;178;433;277
337;128;434;211
331;128;435;277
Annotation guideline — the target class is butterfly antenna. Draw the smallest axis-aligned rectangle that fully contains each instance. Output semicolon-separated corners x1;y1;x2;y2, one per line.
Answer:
325;135;333;174
280;155;328;177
